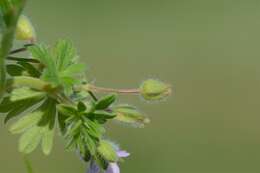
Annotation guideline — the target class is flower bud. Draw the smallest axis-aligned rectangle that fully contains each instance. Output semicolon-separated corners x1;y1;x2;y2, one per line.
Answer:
140;79;171;101
16;15;36;42
97;140;118;162
113;104;150;128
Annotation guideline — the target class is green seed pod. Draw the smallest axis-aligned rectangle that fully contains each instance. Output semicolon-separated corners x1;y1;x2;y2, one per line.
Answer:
113;104;150;128
140;79;172;101
16;15;36;42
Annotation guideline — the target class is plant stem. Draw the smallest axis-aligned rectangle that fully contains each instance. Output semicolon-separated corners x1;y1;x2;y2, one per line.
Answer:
0;0;26;97
79;84;140;95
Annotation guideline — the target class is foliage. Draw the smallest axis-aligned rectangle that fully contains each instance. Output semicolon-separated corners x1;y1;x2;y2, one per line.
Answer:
0;1;172;172
0;0;26;96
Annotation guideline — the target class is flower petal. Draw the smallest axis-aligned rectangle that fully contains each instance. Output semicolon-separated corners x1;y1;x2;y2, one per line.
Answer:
117;150;130;158
105;163;120;173
87;160;100;173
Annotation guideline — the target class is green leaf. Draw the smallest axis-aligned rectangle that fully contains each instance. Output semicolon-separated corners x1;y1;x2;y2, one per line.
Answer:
59;76;79;95
57;104;77;117
81;128;97;155
58;112;67;135
41;125;55;155
4;96;45;123
67;120;82;136
18;61;41;77
19;126;42;154
28;44;59;84
83;117;105;139
60;63;85;76
10;87;45;102
9;111;44;134
7;64;25;76
77;101;86;112
97;140;118;162
27;40;85;97
91;110;116;121
38;99;56;155
0;96;13;113
53;39;76;71
95;94;117;110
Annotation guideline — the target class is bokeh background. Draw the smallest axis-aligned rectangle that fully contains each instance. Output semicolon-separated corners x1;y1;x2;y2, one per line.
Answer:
1;0;260;173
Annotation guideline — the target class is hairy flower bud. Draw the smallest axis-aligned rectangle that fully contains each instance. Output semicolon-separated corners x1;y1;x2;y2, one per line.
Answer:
140;79;172;101
97;140;118;162
16;15;36;42
113;104;150;128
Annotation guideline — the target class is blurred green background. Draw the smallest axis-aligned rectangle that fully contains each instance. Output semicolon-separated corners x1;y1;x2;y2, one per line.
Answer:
1;0;260;173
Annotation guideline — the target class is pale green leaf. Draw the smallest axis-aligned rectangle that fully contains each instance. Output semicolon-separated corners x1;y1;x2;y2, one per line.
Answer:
10;87;45;102
53;39;76;71
41;126;55;155
60;63;85;76
9;111;44;134
19;126;42;154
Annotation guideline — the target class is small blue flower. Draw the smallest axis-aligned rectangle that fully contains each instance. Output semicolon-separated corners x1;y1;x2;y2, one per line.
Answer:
105;150;130;173
87;150;130;173
87;159;100;173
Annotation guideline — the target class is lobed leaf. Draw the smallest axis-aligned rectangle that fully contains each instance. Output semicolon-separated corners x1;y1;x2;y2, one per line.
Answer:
53;39;76;71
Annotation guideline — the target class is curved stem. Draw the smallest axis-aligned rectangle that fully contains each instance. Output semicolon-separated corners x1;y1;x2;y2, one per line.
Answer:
80;84;140;95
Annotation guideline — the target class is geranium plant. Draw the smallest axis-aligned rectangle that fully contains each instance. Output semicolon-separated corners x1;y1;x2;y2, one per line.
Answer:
0;1;172;173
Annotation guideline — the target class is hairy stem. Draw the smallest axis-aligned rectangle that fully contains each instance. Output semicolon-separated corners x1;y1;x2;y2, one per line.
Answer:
79;84;140;95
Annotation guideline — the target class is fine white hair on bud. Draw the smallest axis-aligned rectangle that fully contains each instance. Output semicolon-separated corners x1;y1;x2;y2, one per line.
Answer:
140;79;172;101
16;15;36;42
